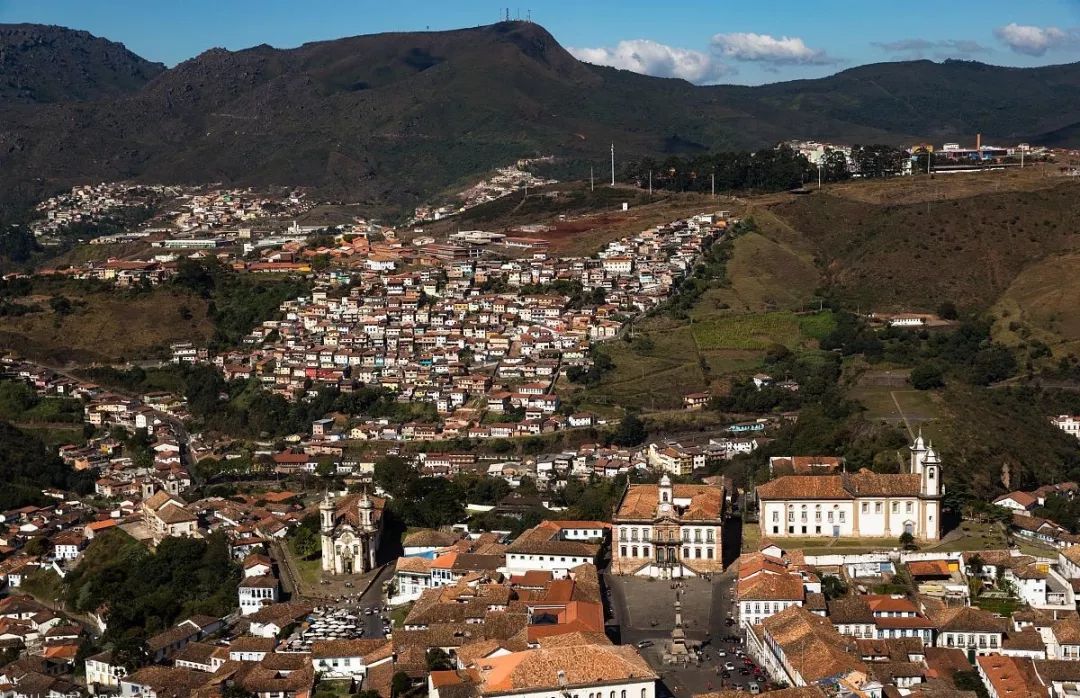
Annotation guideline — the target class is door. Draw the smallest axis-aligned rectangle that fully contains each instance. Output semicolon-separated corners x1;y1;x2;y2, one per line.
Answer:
832;526;840;537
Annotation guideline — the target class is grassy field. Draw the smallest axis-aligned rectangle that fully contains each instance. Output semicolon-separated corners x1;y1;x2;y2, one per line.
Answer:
691;311;835;351
0;286;213;364
926;520;1008;553
848;379;946;440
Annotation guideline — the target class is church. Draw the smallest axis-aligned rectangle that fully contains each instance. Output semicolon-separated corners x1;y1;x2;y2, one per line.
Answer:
319;490;385;575
755;433;942;541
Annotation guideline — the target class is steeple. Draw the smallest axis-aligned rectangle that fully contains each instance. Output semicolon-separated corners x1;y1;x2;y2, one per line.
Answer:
359;488;374;531
658;473;672;506
319;491;335;533
921;441;942;498
910;428;928;475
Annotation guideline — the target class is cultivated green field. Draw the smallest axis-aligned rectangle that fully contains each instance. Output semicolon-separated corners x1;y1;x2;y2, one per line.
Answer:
691;311;835;351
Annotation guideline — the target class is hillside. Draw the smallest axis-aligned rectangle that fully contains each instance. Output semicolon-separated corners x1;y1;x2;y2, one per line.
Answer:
4;21;1080;213
764;176;1080;313
0;24;164;103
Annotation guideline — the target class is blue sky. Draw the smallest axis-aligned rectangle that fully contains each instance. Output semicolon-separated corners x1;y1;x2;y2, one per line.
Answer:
3;0;1080;84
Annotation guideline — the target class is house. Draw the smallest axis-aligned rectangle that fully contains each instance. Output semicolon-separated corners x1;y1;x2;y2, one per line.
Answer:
745;606;873;693
120;666;209;698
1052;415;1080;440
247;602;313;639
310;638;393;681
682;392;710;410
85;650;127;691
994;490;1038;515
428;643;657;698
141;491;199;544
238;576;280;616
930;606;1005;655
504;521;608;576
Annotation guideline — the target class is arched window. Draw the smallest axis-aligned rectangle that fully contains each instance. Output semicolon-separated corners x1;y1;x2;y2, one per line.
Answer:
928;468;935;479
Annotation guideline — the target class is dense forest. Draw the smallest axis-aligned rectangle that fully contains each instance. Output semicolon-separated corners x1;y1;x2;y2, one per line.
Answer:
64;530;239;665
0;420;96;509
172;258;310;347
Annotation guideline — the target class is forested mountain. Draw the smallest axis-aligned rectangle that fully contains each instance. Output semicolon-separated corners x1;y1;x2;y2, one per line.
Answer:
3;21;1080;213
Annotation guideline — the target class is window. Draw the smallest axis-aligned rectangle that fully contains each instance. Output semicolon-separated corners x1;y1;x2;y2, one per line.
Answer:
862;502;868;513
815;511;821;521
632;546;638;558
631;528;639;542
706;529;714;543
682;529;690;542
787;510;794;522
695;548;701;558
928;468;935;480
707;548;714;559
875;502;882;514
694;529;701;543
839;512;846;522
773;526;779;534
827;511;834;522
906;502;913;514
892;502;899;514
772;511;779;522
683;547;690;558
643;529;650;541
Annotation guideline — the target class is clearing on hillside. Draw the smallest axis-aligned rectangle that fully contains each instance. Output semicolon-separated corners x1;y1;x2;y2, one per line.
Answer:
0;287;213;365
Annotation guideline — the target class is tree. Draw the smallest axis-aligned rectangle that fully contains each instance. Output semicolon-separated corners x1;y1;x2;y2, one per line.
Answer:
391;672;412;698
909;363;944;390
821;575;848;600
899;531;916;550
937;301;958;320
48;295;73;315
374;456;418;500
426;647;454;671
613;413;647;447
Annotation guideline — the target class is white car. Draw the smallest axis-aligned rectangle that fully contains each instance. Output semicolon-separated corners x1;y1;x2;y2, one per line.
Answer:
716;650;727;658
724;662;735;671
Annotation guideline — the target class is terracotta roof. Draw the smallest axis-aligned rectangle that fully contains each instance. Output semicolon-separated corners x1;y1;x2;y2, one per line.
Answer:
976;655;1048;698
931;606;1006;634
474;644;656;693
995;490;1037;507
759;606;865;683
247;602;313;627
615;483;724;521
737;573;804;601
756;470;922;501
907;560;951;577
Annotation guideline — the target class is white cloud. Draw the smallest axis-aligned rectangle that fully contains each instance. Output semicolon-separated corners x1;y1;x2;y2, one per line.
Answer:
569;39;732;84
710;32;837;65
993;23;1072;56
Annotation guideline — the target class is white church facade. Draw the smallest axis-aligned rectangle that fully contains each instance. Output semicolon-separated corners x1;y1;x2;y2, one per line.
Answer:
319;490;386;575
755;433;942;541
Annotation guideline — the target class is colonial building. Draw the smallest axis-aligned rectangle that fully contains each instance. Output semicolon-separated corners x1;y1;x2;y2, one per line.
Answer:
611;475;725;578
755;433;942;541
319;491;385;575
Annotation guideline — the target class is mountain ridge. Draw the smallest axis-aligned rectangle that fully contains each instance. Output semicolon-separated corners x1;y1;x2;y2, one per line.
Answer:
2;21;1080;215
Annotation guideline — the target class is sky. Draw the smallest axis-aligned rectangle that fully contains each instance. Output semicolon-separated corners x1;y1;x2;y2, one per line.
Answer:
4;0;1080;85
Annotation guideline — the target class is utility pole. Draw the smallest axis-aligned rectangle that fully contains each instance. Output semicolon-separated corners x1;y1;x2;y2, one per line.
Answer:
1021;148;1025;169
590;166;594;192
648;170;652;197
610;144;615;186
711;173;715;198
817;163;822;189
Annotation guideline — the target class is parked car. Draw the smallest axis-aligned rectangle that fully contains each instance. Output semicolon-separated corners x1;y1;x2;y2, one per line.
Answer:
748;683;761;695
716;650;727;658
636;640;654;649
724;662;735;671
